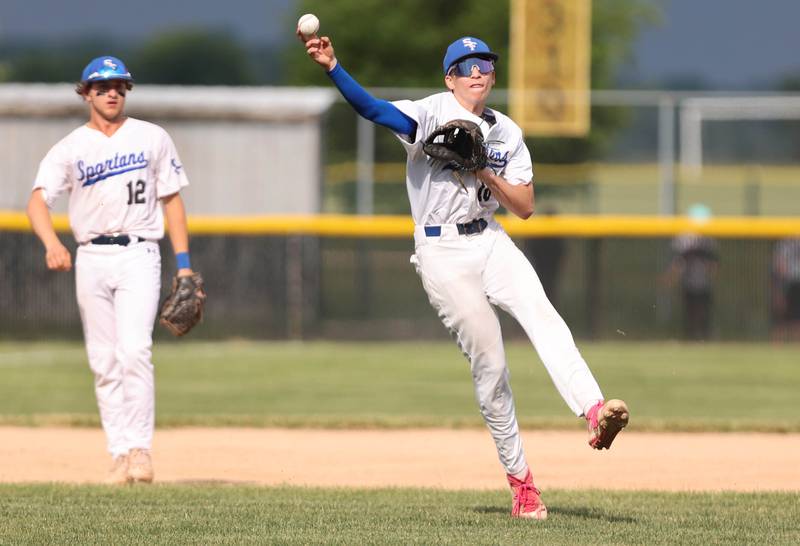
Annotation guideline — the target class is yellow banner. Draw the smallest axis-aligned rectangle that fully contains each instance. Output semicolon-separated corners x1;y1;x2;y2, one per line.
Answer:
510;0;592;136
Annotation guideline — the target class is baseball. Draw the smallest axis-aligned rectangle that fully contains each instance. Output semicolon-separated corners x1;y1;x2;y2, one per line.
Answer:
298;13;320;38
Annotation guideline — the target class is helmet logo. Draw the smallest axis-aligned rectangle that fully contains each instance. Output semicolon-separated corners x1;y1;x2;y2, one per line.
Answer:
103;58;118;69
462;38;478;50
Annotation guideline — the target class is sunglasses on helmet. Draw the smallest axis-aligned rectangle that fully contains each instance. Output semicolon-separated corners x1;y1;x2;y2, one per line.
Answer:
448;57;495;77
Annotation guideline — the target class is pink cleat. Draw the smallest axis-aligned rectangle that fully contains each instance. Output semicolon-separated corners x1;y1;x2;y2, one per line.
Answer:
587;399;629;450
507;470;548;520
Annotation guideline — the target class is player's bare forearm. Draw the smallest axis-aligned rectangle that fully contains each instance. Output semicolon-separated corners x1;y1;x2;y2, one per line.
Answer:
477;169;534;219
27;190;60;247
161;193;192;275
301;35;337;71
26;189;72;271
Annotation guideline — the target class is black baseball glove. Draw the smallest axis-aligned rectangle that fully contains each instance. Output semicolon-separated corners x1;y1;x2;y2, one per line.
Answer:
159;272;206;337
423;119;488;172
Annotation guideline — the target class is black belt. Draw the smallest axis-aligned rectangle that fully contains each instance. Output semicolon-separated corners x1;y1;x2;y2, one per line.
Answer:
90;234;133;246
424;218;488;237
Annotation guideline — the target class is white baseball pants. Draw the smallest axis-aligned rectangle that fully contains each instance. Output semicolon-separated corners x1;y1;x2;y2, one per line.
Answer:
75;241;161;458
411;220;603;476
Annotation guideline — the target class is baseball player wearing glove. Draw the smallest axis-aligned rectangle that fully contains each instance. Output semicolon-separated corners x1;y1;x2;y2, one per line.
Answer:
26;55;202;485
301;32;629;519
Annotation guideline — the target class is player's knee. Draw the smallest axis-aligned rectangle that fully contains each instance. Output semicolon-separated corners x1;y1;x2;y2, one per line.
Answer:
117;341;153;373
476;378;514;419
86;345;116;376
469;340;505;373
456;315;501;352
470;350;510;397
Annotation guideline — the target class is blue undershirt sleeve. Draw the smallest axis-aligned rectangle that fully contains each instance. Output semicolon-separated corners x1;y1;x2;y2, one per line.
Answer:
327;63;417;137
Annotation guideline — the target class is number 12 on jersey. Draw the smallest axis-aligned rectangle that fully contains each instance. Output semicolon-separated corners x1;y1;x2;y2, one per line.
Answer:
127;180;145;204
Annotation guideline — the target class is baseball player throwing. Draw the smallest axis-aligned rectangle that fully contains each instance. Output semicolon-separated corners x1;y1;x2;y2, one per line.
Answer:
301;31;629;519
26;56;194;484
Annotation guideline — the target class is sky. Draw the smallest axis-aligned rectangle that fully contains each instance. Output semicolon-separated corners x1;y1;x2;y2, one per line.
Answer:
629;0;800;88
2;0;800;89
0;0;294;44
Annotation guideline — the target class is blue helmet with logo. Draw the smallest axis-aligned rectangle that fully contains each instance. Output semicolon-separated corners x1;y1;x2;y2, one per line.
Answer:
81;56;134;83
442;37;498;74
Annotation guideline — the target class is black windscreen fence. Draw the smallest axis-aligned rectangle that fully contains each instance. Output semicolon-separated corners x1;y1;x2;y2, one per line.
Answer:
0;231;785;342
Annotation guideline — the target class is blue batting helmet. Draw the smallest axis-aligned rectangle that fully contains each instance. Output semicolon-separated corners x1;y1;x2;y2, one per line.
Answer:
81;56;134;83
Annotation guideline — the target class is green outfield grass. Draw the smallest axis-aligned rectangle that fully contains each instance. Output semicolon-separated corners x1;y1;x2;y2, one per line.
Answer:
1;340;798;431
1;485;797;545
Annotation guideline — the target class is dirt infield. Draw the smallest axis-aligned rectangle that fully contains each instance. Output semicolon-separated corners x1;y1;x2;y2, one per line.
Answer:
2;427;799;491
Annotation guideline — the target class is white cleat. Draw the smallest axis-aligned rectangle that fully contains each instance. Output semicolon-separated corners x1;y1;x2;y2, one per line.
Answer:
105;454;131;485
127;448;154;483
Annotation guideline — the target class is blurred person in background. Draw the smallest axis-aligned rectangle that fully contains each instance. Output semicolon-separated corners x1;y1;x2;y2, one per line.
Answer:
26;55;195;484
662;204;719;341
299;30;629;520
771;237;800;341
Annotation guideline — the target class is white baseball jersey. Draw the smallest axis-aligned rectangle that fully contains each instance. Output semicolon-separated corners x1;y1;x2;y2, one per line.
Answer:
392;92;533;226
33;117;189;244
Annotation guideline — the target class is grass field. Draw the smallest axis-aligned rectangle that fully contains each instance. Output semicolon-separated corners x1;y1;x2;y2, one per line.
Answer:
1;340;799;431
1;485;798;545
3;340;799;544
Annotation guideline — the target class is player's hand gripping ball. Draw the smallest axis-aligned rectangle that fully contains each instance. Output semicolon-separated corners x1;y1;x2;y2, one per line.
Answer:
298;13;320;38
159;272;206;337
423;119;488;172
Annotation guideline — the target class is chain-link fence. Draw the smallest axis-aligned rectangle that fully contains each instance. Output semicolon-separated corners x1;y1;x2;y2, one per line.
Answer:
321;90;800;217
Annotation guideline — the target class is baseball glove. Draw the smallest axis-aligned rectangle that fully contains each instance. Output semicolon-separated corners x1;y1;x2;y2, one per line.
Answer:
159;272;206;337
423;119;488;172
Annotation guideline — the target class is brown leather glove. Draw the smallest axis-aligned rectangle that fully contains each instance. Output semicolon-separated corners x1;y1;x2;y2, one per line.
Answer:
159;272;206;337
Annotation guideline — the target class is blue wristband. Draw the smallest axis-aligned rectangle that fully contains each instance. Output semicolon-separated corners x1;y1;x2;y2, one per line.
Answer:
176;252;191;270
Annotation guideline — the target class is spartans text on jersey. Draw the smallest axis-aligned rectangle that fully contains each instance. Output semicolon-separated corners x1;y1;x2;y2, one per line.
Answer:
486;146;509;172
78;151;149;187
